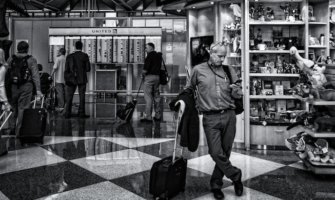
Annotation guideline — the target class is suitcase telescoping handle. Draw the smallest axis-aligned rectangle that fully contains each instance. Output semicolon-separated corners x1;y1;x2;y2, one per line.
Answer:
172;100;185;163
0;111;12;131
33;96;45;109
135;80;143;100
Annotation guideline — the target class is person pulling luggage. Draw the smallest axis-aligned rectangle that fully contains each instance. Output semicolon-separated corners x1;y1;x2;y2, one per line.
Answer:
5;41;43;136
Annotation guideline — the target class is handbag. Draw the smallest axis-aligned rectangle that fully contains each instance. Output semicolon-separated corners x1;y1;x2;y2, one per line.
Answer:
159;55;170;85
64;56;78;86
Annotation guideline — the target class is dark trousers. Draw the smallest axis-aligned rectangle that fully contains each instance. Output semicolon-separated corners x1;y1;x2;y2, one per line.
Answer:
64;84;86;116
9;82;33;136
55;83;65;108
143;75;161;120
203;110;241;190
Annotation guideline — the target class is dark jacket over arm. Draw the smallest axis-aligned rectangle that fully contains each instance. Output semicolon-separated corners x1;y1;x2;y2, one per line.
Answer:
170;88;199;152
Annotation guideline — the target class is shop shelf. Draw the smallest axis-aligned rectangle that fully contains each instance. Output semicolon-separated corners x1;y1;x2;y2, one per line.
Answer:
309;22;328;25
310;100;335;106
249;20;305;25
250;95;299;99
295;153;335;174
309;45;327;48
304;128;335;138
249;73;300;77
223;28;241;31
249;50;305;54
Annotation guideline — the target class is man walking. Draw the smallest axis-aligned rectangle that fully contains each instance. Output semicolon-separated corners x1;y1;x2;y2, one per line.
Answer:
64;41;90;118
52;48;66;111
141;43;161;122
189;43;243;199
6;41;42;136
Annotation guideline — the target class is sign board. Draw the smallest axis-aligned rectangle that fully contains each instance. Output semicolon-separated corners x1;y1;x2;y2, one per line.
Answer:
49;27;162;36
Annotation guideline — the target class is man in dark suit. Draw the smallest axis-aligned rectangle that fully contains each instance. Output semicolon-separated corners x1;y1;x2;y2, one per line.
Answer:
64;41;91;118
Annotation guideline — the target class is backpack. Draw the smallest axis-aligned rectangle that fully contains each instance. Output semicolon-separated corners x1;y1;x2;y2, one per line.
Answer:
7;55;32;86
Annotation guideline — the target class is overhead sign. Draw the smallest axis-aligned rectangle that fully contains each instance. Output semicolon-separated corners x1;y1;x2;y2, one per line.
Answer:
49;27;162;36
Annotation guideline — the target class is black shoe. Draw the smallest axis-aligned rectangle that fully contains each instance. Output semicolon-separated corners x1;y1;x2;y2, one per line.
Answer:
232;170;243;196
211;189;224;200
140;118;152;123
78;114;90;118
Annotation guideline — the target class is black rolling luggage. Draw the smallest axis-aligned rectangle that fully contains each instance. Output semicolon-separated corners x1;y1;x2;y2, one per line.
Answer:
117;81;142;122
18;97;47;145
149;101;187;199
0;111;12;156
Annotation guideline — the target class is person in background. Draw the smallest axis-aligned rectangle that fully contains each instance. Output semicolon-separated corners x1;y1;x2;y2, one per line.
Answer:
189;43;243;200
140;43;162;123
6;41;42;136
64;41;90;119
38;64;52;96
0;48;11;111
51;48;66;111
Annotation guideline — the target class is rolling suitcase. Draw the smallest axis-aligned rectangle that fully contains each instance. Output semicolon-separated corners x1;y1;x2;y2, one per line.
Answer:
117;81;143;122
0;111;12;156
18;97;47;145
149;100;187;199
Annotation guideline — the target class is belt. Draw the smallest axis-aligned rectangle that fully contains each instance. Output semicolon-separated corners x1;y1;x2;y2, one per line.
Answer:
202;109;231;115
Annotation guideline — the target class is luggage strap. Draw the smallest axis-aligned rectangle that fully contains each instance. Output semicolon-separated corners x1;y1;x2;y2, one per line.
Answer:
33;96;45;109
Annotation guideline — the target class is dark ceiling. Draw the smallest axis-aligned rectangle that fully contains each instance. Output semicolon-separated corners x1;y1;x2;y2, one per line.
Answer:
9;0;186;13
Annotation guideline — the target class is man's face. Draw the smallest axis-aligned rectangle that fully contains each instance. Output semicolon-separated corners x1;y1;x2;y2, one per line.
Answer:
209;45;227;66
146;45;153;53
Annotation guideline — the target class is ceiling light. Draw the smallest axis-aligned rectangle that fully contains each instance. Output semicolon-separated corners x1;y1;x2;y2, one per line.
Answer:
210;1;215;5
192;6;196;9
177;9;181;12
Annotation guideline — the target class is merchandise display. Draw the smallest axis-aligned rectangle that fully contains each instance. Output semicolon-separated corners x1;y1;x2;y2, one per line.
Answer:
248;0;306;128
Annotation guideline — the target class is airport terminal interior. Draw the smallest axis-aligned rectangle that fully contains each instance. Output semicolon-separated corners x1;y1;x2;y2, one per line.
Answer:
1;0;335;199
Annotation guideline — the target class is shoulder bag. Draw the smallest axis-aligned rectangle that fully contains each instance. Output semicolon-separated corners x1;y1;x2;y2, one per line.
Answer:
159;55;170;85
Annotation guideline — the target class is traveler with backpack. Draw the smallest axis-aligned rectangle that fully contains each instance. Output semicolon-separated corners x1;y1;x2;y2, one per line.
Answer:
5;41;42;136
64;41;91;119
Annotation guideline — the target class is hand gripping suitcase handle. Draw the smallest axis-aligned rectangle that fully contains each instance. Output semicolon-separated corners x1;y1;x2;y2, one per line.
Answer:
33;96;45;109
0;111;12;131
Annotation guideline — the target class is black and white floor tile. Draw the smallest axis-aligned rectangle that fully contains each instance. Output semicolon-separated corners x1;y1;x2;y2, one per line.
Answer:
1;105;335;200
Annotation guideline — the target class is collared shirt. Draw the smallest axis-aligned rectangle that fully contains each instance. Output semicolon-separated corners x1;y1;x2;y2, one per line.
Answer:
189;62;240;112
53;55;66;84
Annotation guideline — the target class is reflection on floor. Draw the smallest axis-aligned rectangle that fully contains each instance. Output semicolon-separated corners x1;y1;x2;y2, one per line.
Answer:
0;103;335;200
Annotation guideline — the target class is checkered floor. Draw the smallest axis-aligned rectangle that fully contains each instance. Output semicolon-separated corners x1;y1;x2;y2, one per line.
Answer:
1;117;335;200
